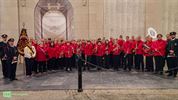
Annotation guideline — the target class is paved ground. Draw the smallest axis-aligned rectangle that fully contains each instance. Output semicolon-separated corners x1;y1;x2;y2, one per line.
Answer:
1;90;178;100
0;68;178;90
0;64;178;100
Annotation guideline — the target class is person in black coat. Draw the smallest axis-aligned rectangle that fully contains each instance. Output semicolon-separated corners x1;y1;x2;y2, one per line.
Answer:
5;38;18;81
166;32;178;77
0;34;8;79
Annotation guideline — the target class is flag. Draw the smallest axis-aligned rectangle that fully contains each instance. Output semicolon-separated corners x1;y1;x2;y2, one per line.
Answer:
17;28;29;56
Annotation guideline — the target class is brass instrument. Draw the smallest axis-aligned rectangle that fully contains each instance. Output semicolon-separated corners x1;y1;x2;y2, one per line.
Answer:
143;43;154;55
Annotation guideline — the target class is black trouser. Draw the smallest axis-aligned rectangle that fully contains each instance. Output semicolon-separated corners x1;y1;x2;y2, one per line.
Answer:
55;58;60;70
96;56;103;70
104;54;110;69
124;54;132;71
57;58;64;70
91;55;97;68
154;56;165;73
32;59;38;74
1;59;8;78
146;56;154;72
25;58;33;76
120;52;125;68
6;60;17;80
65;57;72;71
71;54;76;68
10;63;17;80
109;54;114;68
84;56;92;70
130;54;134;68
76;55;82;69
113;54;120;70
38;61;47;73
135;54;144;71
167;57;178;76
48;58;56;70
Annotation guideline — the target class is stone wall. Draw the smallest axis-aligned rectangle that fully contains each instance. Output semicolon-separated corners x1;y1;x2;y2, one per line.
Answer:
0;0;178;41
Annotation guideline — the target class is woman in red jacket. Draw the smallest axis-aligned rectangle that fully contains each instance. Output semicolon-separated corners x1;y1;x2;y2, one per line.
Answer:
143;36;154;72
64;42;73;72
36;43;47;74
46;41;56;71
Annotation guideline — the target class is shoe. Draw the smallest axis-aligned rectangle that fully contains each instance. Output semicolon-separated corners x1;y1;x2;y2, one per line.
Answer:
167;74;172;77
159;72;163;75
173;75;177;78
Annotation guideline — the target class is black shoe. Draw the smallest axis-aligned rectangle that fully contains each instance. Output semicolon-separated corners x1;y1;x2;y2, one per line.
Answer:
167;74;173;77
173;75;177;78
14;78;18;80
159;72;163;75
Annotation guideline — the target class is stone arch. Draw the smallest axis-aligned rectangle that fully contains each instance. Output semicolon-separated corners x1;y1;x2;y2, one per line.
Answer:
34;0;73;40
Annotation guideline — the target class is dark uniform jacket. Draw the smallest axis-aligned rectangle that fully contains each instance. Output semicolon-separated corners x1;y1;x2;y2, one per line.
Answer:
5;45;18;62
0;41;7;58
166;39;178;57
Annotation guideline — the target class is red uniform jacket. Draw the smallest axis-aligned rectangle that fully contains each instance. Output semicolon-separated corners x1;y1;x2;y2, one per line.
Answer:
123;40;132;54
46;46;56;59
117;39;124;48
108;41;114;54
152;39;166;56
59;44;66;58
131;40;137;52
64;44;73;58
135;40;144;55
36;45;47;62
71;43;78;54
143;41;153;56
81;42;86;53
105;45;111;55
95;44;105;57
84;43;93;56
112;44;121;55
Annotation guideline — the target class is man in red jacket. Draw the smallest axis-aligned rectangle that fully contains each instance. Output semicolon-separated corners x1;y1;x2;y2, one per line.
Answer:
112;39;121;71
130;36;136;68
104;40;111;69
84;40;93;71
64;42;73;72
71;40;77;68
95;41;105;70
59;40;66;70
109;38;114;68
152;34;166;74
36;43;47;74
123;36;132;71
135;36;144;71
118;35;125;68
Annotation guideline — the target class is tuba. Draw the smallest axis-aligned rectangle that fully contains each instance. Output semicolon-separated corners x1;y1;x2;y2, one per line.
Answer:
143;43;154;55
147;27;158;39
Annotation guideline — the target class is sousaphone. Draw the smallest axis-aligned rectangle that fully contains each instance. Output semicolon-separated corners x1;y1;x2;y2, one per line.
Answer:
147;27;158;39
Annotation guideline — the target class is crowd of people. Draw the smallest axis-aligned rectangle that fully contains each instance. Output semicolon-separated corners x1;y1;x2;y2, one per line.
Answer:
0;32;178;81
